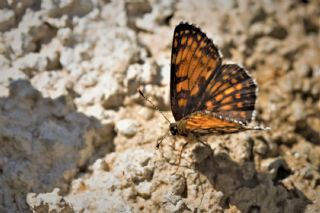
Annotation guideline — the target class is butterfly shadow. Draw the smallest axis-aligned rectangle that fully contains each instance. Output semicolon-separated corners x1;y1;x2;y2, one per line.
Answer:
295;119;320;145
192;141;312;213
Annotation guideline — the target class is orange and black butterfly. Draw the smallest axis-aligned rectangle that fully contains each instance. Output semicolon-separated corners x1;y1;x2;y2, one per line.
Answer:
139;22;266;141
168;22;265;137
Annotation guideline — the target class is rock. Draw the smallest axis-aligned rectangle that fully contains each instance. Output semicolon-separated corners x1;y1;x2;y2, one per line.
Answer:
249;7;267;24
115;119;139;137
4;10;56;57
41;0;93;17
300;164;314;180
57;27;74;45
44;15;70;29
27;188;73;213
162;192;189;213
137;107;154;121
230;180;304;213
254;136;269;156
113;149;155;183
74;70;125;110
268;23;288;39
125;63;142;94
135;181;152;198
125;59;158;94
261;157;291;181
0;9;15;32
100;0;128;27
191;143;212;163
59;47;75;68
28;149;155;212
6;0;34;19
0;80;112;212
135;0;175;31
141;59;158;84
0;54;10;68
125;0;151;28
169;175;186;196
9;79;40;100
31;71;71;99
1;0;320;212
14;53;49;76
100;73;125;109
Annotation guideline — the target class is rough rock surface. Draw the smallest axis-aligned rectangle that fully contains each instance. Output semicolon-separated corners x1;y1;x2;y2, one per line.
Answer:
0;0;319;212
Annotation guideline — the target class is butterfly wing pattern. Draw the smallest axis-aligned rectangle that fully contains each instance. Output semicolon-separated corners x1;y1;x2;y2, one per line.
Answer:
170;23;222;121
170;23;259;136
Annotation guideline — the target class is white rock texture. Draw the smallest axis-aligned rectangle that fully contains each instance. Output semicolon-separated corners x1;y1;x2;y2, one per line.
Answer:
0;80;113;212
115;119;139;137
0;0;319;212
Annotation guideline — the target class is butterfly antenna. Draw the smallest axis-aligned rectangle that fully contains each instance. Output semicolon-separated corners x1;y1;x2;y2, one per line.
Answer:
138;89;171;124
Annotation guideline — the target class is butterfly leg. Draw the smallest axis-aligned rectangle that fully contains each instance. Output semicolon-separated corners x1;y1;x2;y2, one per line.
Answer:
174;141;189;174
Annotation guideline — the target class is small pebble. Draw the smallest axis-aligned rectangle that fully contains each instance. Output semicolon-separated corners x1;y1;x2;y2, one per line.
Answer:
115;119;139;137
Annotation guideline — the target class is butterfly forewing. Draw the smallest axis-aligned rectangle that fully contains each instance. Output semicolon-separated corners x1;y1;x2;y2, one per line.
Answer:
170;23;222;121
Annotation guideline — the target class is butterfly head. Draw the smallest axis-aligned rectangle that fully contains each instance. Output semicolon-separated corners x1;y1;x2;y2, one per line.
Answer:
169;123;179;136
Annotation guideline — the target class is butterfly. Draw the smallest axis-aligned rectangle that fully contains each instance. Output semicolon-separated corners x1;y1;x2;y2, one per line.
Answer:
139;22;266;146
168;22;265;138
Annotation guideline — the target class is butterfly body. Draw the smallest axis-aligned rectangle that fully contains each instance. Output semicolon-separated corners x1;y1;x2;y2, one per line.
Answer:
169;22;262;136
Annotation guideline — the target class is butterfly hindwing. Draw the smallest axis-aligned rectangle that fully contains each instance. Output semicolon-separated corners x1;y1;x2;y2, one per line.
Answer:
201;64;257;124
170;23;222;121
183;111;245;134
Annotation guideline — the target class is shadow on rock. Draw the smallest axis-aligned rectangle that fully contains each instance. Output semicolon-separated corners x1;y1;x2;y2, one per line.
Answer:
194;142;311;213
295;119;320;145
0;80;115;212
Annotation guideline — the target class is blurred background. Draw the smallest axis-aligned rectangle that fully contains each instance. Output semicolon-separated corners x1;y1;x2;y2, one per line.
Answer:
0;0;319;212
